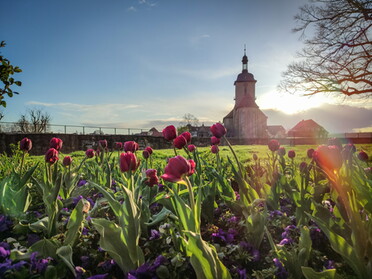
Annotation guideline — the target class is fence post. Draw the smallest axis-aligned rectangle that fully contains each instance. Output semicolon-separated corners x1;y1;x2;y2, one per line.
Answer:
128;128;130;135
114;128;116;135
83;126;85;135
64;125;67;134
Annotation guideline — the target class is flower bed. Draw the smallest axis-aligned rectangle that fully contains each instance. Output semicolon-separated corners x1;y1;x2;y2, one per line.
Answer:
0;126;371;279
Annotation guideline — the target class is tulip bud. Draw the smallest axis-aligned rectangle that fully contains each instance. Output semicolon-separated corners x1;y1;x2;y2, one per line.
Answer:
211;136;220;145
253;153;258;161
268;139;280;152
114;142;123;150
45;148;59;164
120;152;140;173
143;150;150;159
124;141;139;153
85;149;95;158
278;147;286;156
63;156;72;166
20;137;32;152
358;150;369;162
211;145;219;154
145;169;159;187
173;135;187;149
288;150;296;159
145;146;153;155
187;144;196;152
161;156;195;183
50;137;63;151
299;162;308;173
98;140;108;150
210;123;226;138
307;148;314;159
162;125;177;141
181;131;192;143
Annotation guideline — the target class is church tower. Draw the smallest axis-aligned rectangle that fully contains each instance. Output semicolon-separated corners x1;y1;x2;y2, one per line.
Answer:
223;49;268;139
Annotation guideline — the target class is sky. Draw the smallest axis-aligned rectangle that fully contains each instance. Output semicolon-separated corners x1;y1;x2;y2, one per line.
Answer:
1;0;371;134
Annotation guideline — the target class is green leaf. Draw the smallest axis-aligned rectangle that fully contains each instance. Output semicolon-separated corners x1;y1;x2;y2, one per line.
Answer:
56;245;76;277
145;206;176;226
64;198;88;246
29;217;49;234
30;238;59;258
184;231;231;279
301;266;342;279
91;218;137;273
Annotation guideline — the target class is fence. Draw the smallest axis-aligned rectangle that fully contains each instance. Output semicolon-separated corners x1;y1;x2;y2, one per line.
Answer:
0;121;149;136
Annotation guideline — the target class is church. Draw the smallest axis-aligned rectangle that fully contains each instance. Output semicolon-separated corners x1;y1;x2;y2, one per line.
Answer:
223;51;268;139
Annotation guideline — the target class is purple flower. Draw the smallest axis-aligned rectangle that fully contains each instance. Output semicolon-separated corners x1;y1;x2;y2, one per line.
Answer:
0;246;10;261
149;229;161;240
98;259;116;272
273;258;288;279
324;260;335;269
78;179;88;187
80;256;90;269
279;238;292;245
87;274;108;279
236;267;247;279
30;252;51;274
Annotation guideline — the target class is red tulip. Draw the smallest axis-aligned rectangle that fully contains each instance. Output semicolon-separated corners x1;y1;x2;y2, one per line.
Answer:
253;153;258;161
114;142;123;150
211;145;219;154
145;146;153;155
162;125;177;141
288;150;296;159
299;162;308;173
211;136;220;145
173;135;187;149
50;137;63;151
20;137;32;152
45;148;59;164
124;141;139;153
161;156;195;183
210;123;226;138
307;148;314;159
145;169;159;187
142;150;150;159
268;139;280;152
187;144;196;152
85;149;95;158
358;150;369;162
63;156;73;166
313;145;343;171
120;152;140;173
181;131;191;143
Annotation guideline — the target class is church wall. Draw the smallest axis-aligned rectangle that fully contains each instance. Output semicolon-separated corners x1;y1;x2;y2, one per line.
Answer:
233;107;267;138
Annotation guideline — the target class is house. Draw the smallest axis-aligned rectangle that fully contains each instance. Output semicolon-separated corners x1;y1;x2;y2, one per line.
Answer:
287;119;328;138
186;124;212;138
148;127;163;137
267;125;286;138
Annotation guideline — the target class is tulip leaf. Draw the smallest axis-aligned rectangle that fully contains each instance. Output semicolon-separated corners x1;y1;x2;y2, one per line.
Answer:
64;198;87;247
30;238;59;258
56;245;76;277
301;266;342;279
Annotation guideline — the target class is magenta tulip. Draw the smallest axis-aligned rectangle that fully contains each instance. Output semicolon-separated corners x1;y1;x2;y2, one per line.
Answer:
45;148;59;164
173;135;187;149
120;152;140;173
210;123;226;138
20;137;32;152
85;149;95;158
211;145;219;154
211;136;220;145
187;144;196;152
181;131;192;143
268;139;280;152
162;125;177;141
50;137;63;151
63;156;73;167
161;156;196;183
124;141;139;153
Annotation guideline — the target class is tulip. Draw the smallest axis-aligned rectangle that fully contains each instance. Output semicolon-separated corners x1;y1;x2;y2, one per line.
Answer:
161;156;195;183
45;148;59;164
50;137;63;151
253;153;258;161
211;145;219;154
211;136;220;145
277;147;286;156
358;150;369;162
120;152;140;173
181;131;191;143
342;143;356;161
145;169;159;187
145;146;153;155
173;135;187;149
268;139;280;152
85;149;95;158
98;140;108;149
299;162;308;173
162;125;177;141
114;142;123;150
142;150;150;159
187;144;196;152
124;141;139;153
288;150;296;159
313;145;343;171
210;123;226;138
63;156;72;167
20;137;32;152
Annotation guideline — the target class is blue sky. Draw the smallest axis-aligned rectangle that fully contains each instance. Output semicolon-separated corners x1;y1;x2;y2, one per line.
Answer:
1;0;371;133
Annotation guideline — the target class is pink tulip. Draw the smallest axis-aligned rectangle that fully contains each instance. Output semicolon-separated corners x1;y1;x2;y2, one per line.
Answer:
268;139;280;152
210;123;226;138
124;141;139;153
63;156;72;166
181;131;192;143
145;146;153;155
358;150;369;162
145;169;159;187
114;142;123;150
288;150;296;159
211;136;220;145
187;144;196;152
173;135;187;149
162;125;177;141
120;152;140;173
45;148;59;164
211;145;219;154
50;137;63;151
85;149;95;158
278;147;286;156
161;156;195;183
142;150;150;159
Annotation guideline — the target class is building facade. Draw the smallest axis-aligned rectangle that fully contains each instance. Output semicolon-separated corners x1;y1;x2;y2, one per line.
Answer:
223;52;268;139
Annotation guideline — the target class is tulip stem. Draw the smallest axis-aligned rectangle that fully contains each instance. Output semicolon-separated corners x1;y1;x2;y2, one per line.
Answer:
184;176;195;210
173;147;178;157
224;136;243;178
20;151;26;176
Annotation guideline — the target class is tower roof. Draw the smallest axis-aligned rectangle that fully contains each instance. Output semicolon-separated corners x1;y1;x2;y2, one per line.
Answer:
235;48;256;84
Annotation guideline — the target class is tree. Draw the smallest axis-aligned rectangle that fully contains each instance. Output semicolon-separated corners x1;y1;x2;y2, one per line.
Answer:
15;109;51;133
0;41;22;107
178;113;199;133
279;0;372;97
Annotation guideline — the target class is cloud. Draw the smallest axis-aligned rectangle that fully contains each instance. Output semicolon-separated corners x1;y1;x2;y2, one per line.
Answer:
189;34;211;46
127;6;137;12
263;104;372;133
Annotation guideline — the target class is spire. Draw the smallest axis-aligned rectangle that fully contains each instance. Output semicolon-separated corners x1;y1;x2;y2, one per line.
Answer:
242;45;248;72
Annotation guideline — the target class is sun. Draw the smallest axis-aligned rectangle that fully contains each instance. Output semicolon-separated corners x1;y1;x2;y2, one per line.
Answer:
257;91;330;114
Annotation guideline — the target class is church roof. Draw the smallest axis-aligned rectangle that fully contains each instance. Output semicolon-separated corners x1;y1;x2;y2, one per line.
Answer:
234;70;256;84
223;109;234;119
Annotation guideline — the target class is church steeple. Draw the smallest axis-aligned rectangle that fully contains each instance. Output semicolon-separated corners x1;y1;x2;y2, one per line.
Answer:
242;45;248;72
